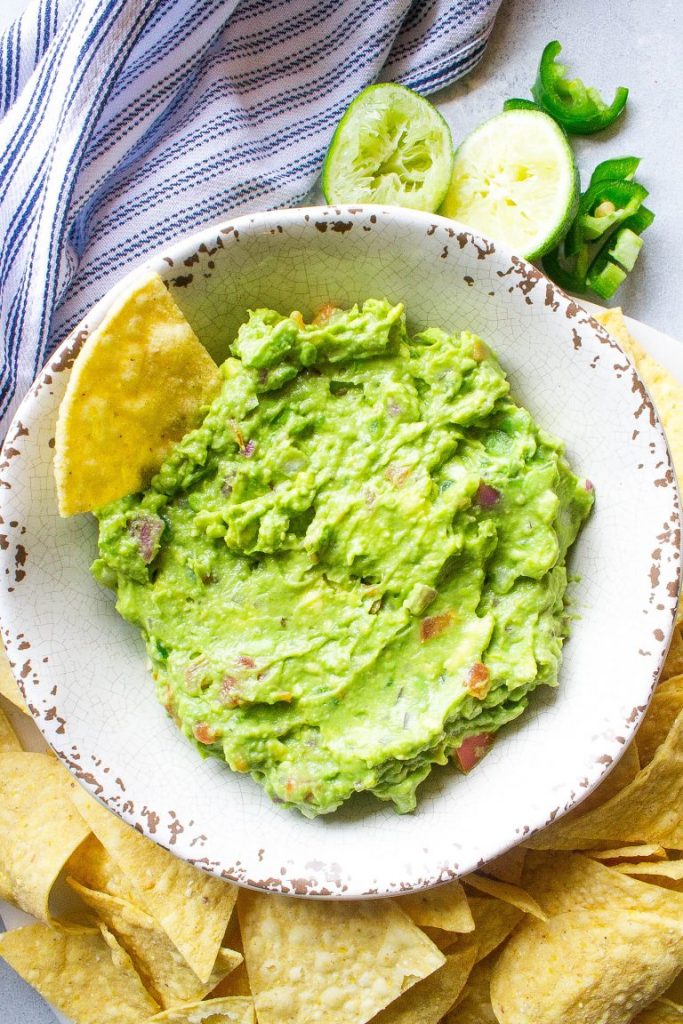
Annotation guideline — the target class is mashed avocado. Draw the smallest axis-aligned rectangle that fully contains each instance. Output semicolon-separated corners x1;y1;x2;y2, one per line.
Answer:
93;299;593;817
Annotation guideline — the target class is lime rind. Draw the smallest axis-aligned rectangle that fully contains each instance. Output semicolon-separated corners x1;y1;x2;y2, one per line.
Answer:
322;84;454;213
440;109;579;261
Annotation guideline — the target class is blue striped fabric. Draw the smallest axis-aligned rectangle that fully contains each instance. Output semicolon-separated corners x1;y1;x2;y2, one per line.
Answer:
0;0;502;438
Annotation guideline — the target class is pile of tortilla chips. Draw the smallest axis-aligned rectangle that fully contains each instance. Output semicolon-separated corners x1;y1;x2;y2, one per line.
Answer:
0;308;682;1023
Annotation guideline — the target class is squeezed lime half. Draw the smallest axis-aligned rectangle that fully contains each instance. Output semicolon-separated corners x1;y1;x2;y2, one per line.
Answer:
322;84;454;213
440;109;579;260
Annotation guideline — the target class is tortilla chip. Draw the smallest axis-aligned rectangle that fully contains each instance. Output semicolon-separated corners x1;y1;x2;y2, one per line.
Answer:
664;973;683;1005
0;921;159;1023
238;890;444;1024
522;851;683;917
368;947;477;1024
585;844;667;864
0;642;28;713
66;833;140;905
491;909;683;1024
664;628;683;679
480;846;526;885
638;675;683;766
145;998;255;1023
0;752;90;921
68;879;241;1008
633;1001;683;1024
442;957;497;1024
0;865;14;902
447;897;524;963
462;874;546;920
208;922;250;999
0;703;21;751
596;308;683;491
54;269;221;516
525;707;683;849
612;860;683;891
398;880;474;933
417;927;452;952
70;784;238;983
597;306;683;631
210;960;252;999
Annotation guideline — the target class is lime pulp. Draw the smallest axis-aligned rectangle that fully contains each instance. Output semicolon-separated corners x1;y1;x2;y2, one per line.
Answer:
322;84;454;213
440;109;579;260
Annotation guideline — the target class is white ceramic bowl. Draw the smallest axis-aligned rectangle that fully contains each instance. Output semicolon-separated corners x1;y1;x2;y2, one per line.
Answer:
0;206;679;898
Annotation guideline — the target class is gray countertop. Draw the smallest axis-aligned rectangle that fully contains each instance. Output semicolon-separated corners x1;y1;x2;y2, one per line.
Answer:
436;0;683;340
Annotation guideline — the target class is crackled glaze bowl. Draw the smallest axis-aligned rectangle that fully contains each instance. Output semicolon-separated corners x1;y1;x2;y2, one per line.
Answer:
0;206;679;898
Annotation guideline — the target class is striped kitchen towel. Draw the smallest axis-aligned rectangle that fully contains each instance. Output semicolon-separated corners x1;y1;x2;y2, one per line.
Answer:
0;0;503;439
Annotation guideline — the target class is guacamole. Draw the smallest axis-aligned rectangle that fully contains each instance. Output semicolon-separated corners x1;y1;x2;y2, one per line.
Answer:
93;300;594;817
